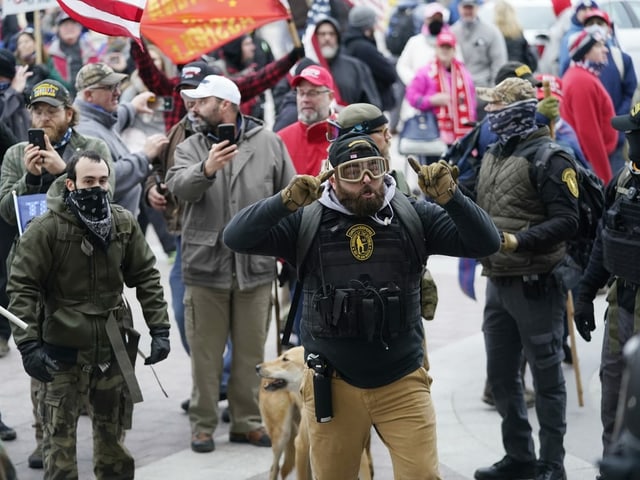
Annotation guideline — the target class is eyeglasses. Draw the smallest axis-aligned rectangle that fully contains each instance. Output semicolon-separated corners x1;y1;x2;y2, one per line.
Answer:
326;119;389;142
295;88;330;99
89;83;120;93
336;157;388;183
30;106;64;117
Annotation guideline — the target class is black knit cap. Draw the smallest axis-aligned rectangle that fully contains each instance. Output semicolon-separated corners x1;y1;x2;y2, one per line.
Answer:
0;48;16;80
328;132;383;167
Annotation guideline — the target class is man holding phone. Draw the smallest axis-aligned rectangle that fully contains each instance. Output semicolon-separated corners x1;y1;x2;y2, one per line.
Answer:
166;75;296;453
0;79;115;470
0;79;115;226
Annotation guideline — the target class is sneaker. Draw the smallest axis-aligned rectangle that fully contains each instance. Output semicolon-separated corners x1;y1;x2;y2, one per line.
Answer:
0;421;16;441
535;463;566;480
28;446;43;469
474;456;536;480
229;426;271;447
191;432;215;453
0;337;9;357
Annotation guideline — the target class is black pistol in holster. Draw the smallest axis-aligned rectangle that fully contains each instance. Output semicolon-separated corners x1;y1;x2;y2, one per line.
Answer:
307;353;333;423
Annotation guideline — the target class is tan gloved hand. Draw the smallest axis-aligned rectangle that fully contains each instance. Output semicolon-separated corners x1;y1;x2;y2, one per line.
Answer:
420;269;438;320
500;232;518;252
537;96;559;121
408;157;458;205
281;169;334;212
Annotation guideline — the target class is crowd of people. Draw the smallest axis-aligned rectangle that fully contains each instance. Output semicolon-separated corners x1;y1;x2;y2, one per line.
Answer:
0;0;639;479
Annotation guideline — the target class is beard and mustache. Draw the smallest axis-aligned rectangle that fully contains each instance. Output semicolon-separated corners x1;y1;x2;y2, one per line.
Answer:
334;182;385;217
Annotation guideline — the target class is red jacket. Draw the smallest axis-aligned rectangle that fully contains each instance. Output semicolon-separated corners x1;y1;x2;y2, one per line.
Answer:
277;120;330;175
561;65;617;184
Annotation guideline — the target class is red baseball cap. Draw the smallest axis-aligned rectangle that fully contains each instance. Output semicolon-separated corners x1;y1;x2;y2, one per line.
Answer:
436;31;456;48
583;8;611;26
291;65;335;91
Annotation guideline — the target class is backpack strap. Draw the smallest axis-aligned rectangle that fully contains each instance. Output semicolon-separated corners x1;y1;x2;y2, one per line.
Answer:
531;140;577;191
615;167;633;196
390;190;428;265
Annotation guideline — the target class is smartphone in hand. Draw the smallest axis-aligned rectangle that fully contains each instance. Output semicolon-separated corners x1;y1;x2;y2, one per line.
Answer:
28;128;46;150
149;96;174;112
217;123;236;145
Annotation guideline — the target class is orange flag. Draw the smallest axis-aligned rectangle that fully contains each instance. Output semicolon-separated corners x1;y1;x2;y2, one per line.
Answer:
141;0;291;64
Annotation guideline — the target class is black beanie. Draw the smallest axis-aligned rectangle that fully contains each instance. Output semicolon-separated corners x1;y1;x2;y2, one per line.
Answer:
0;48;16;80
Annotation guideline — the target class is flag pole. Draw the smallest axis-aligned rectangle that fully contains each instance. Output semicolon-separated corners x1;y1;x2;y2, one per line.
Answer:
0;305;28;330
34;9;43;64
287;18;302;48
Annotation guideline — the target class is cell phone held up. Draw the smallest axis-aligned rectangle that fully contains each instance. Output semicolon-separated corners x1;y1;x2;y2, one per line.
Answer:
28;128;46;150
217;123;236;145
148;95;174;112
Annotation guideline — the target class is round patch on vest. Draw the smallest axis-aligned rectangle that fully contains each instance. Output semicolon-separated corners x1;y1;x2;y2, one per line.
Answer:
346;224;375;261
562;168;579;198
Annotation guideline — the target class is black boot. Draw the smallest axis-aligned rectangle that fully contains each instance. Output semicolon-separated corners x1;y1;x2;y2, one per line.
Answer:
474;456;536;480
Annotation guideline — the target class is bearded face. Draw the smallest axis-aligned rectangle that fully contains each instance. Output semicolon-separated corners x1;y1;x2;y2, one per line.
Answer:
333;180;385;217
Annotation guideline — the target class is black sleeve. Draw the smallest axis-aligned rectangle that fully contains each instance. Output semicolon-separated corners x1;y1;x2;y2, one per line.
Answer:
515;153;579;252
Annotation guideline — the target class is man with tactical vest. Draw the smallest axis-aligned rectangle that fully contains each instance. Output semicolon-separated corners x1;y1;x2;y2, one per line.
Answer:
473;77;580;480
7;151;170;479
223;133;500;479
574;101;640;465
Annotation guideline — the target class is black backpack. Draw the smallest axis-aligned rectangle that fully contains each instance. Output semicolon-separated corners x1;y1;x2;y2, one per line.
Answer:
385;3;418;56
533;142;605;269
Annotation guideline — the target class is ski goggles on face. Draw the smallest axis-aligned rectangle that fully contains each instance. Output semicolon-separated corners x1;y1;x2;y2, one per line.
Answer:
335;156;388;183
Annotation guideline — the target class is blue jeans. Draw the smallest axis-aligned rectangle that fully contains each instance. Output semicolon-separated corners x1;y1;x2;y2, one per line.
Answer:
170;237;188;354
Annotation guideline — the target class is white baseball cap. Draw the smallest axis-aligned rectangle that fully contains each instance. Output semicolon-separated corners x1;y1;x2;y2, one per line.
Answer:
180;75;241;105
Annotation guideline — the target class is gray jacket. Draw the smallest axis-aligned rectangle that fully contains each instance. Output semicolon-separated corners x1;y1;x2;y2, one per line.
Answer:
166;116;296;290
73;98;151;216
451;19;508;88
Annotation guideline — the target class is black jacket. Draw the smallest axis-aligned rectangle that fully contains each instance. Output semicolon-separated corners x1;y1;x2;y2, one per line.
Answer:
343;26;398;111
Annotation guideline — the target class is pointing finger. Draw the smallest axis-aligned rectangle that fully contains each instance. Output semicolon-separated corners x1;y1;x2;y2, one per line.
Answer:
319;168;334;183
407;156;421;174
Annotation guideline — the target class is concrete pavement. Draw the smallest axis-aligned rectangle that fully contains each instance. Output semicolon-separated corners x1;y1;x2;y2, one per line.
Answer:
0;242;606;479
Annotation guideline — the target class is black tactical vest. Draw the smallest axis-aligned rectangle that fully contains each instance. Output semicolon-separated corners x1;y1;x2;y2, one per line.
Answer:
603;180;640;284
301;208;423;342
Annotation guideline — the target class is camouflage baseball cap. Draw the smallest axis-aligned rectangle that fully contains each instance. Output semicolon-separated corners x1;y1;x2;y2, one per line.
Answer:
476;77;536;105
29;80;72;107
75;62;127;91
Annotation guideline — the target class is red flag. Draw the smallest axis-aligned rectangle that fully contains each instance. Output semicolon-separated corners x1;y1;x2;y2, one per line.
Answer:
56;0;147;40
140;0;291;64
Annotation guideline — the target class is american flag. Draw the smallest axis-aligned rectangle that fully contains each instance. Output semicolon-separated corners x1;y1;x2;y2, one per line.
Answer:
56;0;146;40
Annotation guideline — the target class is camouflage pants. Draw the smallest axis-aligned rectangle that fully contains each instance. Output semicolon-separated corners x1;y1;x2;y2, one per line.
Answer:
39;363;134;480
0;440;16;480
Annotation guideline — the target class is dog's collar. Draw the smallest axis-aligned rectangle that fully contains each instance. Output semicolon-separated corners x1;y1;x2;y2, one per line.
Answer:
263;378;287;391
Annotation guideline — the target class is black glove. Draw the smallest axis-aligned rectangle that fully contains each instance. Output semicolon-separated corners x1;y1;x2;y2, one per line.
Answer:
18;341;59;382
288;45;305;63
574;297;596;342
145;327;170;365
